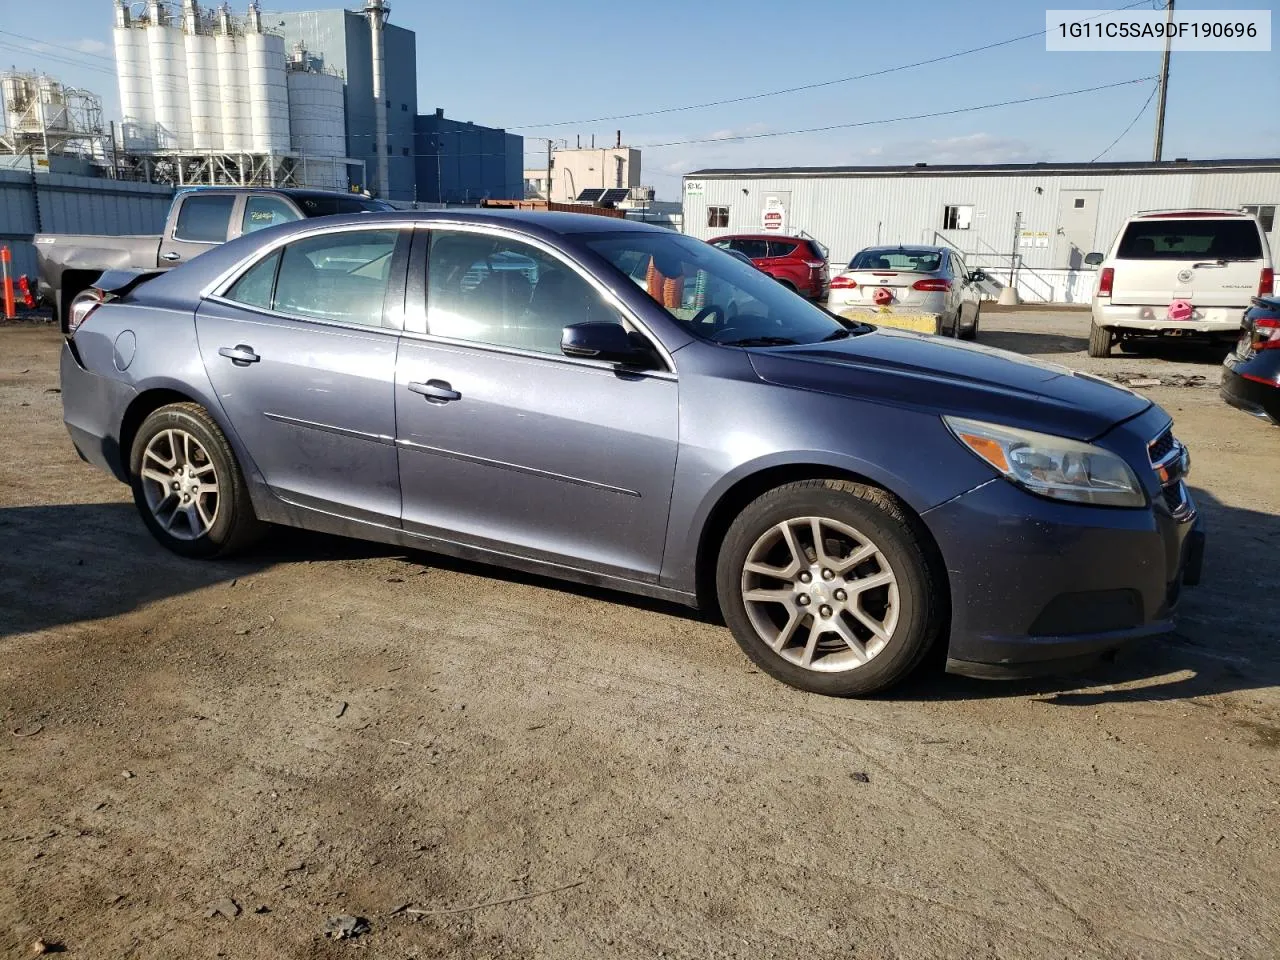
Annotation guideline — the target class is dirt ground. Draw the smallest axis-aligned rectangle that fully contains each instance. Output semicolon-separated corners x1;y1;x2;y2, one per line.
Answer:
1;314;1278;960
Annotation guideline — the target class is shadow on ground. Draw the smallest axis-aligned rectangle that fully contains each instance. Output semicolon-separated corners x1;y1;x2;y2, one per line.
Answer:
978;329;1089;355
3;485;1275;705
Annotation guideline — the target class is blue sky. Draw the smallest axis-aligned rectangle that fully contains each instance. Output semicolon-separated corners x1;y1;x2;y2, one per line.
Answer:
3;0;1277;198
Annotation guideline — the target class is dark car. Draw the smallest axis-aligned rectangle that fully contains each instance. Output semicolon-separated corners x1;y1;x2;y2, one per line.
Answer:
709;234;829;299
1222;295;1280;424
61;211;1203;697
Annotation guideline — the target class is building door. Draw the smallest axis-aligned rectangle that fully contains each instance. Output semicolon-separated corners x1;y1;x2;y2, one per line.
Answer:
761;190;791;232
1057;190;1101;268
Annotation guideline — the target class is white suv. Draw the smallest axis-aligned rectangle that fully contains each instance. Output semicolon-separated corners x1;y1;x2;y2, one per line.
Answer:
1085;210;1275;357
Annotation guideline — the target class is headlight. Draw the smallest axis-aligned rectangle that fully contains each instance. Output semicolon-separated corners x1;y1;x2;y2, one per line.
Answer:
943;416;1146;507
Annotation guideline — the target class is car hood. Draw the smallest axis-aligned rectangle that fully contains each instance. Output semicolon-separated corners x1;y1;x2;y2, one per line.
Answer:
748;327;1151;441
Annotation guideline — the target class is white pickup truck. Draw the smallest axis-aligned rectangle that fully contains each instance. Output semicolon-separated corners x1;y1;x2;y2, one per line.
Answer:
1085;209;1275;357
36;187;391;329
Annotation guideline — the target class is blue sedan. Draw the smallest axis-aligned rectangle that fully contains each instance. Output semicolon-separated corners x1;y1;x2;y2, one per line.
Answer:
60;211;1204;696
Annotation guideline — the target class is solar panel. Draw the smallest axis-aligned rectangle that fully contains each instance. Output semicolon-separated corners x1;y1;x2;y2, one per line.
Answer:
576;188;606;202
601;188;630;204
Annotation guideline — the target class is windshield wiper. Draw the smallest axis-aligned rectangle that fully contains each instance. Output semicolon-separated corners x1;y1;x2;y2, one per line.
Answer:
820;328;852;341
720;336;799;347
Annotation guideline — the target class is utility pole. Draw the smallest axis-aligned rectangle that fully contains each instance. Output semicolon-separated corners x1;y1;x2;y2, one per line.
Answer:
546;138;553;202
1152;0;1174;161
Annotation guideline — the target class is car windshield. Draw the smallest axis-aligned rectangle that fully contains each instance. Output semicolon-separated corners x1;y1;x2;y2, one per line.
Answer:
584;231;850;346
1116;219;1263;261
849;249;943;272
297;196;395;217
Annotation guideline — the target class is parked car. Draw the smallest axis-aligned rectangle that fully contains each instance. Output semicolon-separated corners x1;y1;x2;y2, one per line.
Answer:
1221;295;1280;424
36;187;392;328
827;245;985;339
1084;210;1275;357
61;211;1203;697
709;234;829;299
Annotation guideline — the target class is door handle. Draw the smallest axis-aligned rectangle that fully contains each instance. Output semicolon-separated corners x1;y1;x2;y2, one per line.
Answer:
161;251;182;261
407;379;461;403
218;344;260;366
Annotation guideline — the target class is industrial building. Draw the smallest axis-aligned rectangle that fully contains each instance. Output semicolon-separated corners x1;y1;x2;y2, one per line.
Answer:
682;159;1280;302
525;139;642;203
414;109;522;203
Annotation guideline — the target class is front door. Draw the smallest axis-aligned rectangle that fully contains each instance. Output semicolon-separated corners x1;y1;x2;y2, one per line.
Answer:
395;227;679;580
1057;190;1101;268
196;226;409;522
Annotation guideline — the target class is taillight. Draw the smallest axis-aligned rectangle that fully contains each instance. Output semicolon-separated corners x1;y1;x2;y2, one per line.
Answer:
1259;267;1274;297
912;278;951;292
1097;267;1114;298
67;289;104;336
829;276;858;290
1253;316;1280;350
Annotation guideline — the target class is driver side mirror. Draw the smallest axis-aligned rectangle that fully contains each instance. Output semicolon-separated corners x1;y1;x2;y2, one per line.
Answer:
968;269;988;283
1083;252;1105;266
561;321;654;367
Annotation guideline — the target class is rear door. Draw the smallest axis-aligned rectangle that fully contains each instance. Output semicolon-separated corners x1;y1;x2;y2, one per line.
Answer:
159;192;239;267
196;225;411;523
1110;216;1268;307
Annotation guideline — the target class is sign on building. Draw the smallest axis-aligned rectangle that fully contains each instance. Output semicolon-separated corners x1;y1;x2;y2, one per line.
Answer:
762;196;787;232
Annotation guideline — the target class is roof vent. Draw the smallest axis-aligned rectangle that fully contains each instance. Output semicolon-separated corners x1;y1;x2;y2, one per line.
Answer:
1175;157;1189;162
913;162;927;168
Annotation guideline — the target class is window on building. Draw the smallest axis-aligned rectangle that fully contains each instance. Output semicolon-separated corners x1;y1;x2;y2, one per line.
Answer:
401;103;408;112
425;231;618;355
1074;198;1086;209
387;142;393;154
943;205;974;230
1243;204;1276;232
172;193;236;243
385;98;390;108
707;206;729;228
402;146;410;156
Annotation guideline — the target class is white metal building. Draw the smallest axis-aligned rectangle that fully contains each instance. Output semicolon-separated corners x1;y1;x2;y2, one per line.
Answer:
682;159;1280;303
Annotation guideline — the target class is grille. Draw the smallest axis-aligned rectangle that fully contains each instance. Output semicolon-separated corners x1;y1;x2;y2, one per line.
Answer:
1148;429;1175;464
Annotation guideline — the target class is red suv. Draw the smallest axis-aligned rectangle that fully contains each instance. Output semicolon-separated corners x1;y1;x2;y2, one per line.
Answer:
711;234;829;300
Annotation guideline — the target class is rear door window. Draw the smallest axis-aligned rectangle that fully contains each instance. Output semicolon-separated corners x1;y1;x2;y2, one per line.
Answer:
767;240;798;258
242;196;303;234
1116;219;1263;260
729;238;769;259
173;194;236;243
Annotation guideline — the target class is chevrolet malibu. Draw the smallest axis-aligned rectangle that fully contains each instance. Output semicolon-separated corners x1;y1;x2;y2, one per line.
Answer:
60;212;1204;696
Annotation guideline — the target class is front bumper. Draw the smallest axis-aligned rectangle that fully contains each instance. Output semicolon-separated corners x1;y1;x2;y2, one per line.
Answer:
1221;355;1280;425
925;477;1202;679
61;341;135;483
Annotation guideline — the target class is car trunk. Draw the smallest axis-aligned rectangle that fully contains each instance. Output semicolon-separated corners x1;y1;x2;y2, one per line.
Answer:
831;270;941;308
1109;217;1267;307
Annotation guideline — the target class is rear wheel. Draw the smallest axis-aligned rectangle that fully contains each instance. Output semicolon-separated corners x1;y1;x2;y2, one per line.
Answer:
715;479;943;697
1088;320;1113;357
128;403;263;559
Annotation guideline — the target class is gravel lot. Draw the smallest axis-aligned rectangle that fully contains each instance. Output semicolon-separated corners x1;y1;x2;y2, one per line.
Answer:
1;313;1277;959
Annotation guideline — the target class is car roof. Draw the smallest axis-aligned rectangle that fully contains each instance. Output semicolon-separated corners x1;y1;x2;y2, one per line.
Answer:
1131;209;1250;220
855;245;947;255
713;233;809;242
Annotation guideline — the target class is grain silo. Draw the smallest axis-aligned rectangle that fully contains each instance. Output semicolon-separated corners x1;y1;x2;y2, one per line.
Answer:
112;1;155;150
213;4;250;153
144;0;192;150
286;44;345;159
244;1;290;155
181;0;221;151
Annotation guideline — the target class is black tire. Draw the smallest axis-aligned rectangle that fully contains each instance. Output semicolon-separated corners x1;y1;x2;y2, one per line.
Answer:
128;402;264;559
1087;320;1112;357
960;303;980;341
715;479;944;697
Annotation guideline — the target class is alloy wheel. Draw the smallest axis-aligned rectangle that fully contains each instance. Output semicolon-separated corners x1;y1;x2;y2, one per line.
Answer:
740;516;899;673
139;428;220;541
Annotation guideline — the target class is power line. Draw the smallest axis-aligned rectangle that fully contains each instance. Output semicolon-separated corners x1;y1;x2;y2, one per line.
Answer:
0;29;117;63
509;0;1152;130
1091;85;1160;162
634;77;1157;150
0;41;118;76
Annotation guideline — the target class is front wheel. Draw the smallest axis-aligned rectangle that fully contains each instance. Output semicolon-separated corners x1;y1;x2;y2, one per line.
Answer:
129;402;264;559
960;303;980;341
715;480;943;696
1088;320;1113;357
